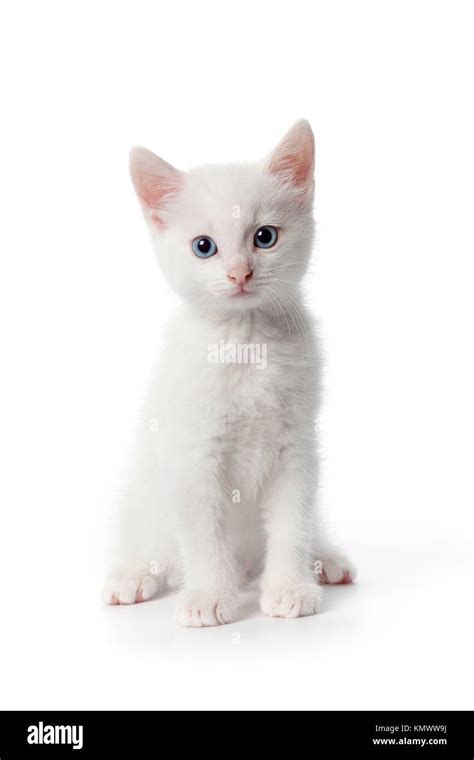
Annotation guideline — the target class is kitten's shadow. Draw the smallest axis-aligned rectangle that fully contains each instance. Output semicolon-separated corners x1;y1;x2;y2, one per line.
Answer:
319;581;359;613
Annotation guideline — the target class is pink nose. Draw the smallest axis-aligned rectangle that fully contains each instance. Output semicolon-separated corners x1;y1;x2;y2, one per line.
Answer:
226;265;253;287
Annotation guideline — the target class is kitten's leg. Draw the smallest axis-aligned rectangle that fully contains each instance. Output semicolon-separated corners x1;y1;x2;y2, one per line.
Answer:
102;445;179;606
102;494;175;606
260;449;322;618
175;462;239;628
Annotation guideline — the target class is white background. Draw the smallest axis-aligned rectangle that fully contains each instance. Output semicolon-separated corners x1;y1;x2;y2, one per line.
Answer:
0;0;472;710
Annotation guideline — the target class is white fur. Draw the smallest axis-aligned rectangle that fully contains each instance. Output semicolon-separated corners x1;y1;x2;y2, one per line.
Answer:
103;121;355;626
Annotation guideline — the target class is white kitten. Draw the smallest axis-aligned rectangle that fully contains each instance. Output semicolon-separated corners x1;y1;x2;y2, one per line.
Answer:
103;120;355;626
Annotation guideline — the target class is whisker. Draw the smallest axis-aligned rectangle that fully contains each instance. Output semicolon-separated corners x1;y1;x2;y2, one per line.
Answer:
269;283;310;350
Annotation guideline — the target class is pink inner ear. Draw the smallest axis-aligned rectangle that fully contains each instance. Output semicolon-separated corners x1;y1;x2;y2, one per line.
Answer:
135;172;179;210
268;120;315;189
130;148;181;227
271;150;312;185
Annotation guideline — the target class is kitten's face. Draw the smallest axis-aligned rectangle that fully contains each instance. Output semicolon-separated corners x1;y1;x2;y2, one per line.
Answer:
130;121;315;315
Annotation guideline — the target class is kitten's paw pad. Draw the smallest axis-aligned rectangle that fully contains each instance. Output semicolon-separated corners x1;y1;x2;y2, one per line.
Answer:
176;591;236;628
314;553;357;585
260;583;322;619
102;572;160;605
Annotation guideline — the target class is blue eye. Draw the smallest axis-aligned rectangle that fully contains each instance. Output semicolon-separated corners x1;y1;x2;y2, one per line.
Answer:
192;236;218;258
254;226;278;249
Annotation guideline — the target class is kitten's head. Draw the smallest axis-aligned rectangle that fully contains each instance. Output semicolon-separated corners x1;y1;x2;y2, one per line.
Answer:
130;120;315;314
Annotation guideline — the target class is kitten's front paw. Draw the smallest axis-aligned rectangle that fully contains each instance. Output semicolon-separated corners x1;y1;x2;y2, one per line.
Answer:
260;583;322;619
176;590;236;628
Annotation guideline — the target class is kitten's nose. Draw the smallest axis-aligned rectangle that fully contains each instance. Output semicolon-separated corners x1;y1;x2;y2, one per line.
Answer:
226;264;253;287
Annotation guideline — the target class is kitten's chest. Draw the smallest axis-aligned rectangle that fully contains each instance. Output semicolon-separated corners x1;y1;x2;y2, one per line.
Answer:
202;353;290;465
160;314;315;436
212;360;282;422
196;336;308;441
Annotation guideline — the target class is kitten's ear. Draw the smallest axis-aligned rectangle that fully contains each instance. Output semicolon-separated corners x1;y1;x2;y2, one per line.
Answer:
129;146;182;227
266;119;315;194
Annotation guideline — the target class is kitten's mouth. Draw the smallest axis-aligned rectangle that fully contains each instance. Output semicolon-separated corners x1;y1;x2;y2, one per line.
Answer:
230;286;255;298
